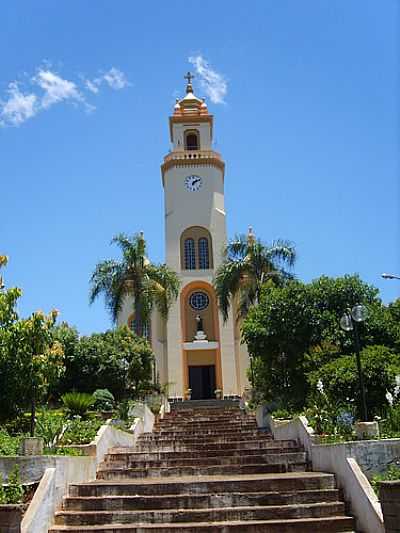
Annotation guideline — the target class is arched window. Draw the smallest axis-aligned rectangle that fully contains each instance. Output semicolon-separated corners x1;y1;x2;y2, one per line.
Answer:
181;227;213;270
184;238;196;269
198;237;210;269
185;130;199;150
128;315;151;341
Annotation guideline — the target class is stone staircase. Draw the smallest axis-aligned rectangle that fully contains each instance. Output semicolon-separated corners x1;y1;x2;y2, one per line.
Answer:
49;401;356;532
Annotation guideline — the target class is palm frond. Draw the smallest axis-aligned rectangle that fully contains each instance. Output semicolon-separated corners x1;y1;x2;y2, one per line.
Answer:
148;264;180;318
214;259;248;322
267;239;296;268
90;234;179;328
226;234;248;260
89;260;120;304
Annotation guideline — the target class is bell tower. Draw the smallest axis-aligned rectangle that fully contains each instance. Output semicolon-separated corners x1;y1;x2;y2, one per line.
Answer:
160;73;243;401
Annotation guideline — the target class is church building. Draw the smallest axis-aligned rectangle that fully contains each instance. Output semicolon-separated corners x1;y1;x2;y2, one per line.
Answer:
118;74;250;401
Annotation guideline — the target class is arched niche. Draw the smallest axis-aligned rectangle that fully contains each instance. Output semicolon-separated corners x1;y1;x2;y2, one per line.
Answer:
184;129;200;150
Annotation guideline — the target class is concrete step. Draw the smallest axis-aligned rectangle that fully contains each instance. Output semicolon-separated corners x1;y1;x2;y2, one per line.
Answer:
138;431;271;441
62;488;342;511
155;417;256;424
55;502;347;526
49;518;356;532
104;446;304;463
68;473;337;498
153;425;259;435
100;451;308;470
49;403;355;533
96;460;310;480
169;400;240;410
96;462;306;480
133;438;292;453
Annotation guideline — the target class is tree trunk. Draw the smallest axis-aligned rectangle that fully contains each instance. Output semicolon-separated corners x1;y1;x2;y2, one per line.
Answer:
30;385;36;437
134;295;143;337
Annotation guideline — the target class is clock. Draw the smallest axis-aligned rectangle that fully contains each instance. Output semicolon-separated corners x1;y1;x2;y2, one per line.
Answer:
185;175;203;192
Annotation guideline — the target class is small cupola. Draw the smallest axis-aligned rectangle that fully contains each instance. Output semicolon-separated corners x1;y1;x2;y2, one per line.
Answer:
169;72;214;151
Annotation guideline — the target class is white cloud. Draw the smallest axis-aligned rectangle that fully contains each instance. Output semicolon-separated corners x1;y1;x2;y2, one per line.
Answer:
84;67;129;94
85;79;99;94
0;82;38;126
188;55;227;104
0;65;130;128
102;67;128;90
33;69;84;109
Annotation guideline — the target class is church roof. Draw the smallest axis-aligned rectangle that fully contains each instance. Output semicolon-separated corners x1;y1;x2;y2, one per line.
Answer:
172;72;210;118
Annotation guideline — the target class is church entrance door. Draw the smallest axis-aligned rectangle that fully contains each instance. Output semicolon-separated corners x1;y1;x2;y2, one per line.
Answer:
188;365;216;400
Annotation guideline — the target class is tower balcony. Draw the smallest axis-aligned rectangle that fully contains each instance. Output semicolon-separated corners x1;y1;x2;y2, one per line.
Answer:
161;149;225;182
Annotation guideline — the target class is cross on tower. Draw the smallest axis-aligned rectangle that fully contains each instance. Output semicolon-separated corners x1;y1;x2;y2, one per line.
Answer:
184;71;194;85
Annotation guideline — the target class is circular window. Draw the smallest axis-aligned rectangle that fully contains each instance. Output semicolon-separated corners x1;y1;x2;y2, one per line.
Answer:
189;291;209;311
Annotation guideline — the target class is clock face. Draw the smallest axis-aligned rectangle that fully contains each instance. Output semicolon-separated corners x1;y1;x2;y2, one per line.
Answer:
185;175;203;192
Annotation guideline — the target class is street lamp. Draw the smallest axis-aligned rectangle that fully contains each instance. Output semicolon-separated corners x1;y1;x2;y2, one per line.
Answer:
340;304;369;422
382;273;400;280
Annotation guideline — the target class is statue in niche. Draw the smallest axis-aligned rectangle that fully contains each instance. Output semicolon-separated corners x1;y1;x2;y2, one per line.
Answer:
194;314;207;342
196;315;203;332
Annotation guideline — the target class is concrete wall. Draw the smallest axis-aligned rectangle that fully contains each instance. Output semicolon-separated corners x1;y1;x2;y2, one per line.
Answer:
8;406;155;533
21;468;56;533
313;438;400;480
379;480;400;533
262;412;386;533
0;454;96;486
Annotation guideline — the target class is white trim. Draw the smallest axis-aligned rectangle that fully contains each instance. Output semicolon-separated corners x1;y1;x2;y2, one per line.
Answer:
183;341;219;350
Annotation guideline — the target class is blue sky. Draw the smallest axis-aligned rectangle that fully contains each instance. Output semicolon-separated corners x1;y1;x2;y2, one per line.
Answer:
1;1;399;334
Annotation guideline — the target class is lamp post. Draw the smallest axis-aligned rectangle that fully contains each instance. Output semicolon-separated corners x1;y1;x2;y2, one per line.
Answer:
382;273;400;280
340;304;369;421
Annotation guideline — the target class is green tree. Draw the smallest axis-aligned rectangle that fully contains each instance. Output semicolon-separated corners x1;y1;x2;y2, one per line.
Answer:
0;255;8;289
0;287;63;429
214;230;296;322
89;232;180;336
57;325;154;399
242;275;398;410
308;345;400;418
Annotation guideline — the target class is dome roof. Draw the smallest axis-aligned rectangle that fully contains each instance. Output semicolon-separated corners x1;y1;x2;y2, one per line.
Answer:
173;72;209;117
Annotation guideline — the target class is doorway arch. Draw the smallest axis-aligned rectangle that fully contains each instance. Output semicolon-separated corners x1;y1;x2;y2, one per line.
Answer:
180;281;223;398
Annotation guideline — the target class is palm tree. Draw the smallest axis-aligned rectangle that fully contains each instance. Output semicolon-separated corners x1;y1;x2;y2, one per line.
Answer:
89;233;180;336
0;255;8;289
214;228;296;322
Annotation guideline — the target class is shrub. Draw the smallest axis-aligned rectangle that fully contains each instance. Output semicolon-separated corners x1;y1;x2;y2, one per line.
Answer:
35;409;66;450
380;404;400;438
59;327;154;400
116;399;135;422
372;464;400;495
60;418;102;445
61;392;94;417
271;408;295;419
93;389;115;412
0;429;22;456
307;345;400;419
0;465;24;504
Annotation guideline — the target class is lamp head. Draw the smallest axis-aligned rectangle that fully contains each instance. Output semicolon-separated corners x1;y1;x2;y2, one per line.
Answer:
340;313;353;332
351;304;368;323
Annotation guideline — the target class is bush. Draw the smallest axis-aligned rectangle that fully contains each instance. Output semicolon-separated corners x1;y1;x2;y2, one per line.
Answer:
61;392;94;417
307;345;400;419
58;326;154;400
0;429;23;456
35;409;66;450
380;404;400;438
116;399;135;422
242;276;400;411
60;418;102;445
93;389;115;411
372;464;400;495
0;465;24;504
